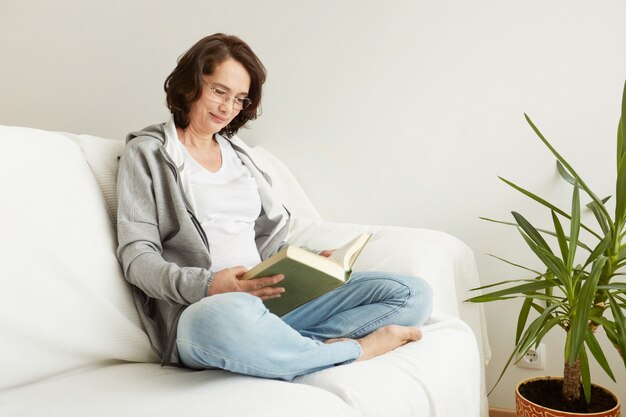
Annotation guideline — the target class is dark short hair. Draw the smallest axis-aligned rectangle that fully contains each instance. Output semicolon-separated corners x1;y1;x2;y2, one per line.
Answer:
164;33;266;138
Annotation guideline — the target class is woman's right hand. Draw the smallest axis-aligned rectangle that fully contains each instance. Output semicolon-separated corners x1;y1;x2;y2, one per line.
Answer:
207;266;285;301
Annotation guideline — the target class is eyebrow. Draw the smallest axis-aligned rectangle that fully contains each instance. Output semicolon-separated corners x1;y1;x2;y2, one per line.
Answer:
211;81;249;97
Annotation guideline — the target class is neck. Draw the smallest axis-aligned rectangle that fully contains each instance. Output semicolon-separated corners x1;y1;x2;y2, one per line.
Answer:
177;124;217;150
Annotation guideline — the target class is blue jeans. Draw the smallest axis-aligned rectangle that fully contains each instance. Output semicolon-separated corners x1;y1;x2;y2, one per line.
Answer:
176;271;433;381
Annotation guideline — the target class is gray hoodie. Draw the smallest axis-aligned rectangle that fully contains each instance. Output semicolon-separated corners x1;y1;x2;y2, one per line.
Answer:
116;119;289;366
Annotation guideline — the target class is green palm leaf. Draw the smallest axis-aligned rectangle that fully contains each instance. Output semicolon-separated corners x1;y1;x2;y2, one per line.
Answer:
467;280;556;303
480;217;593;252
469;277;542;292
525;113;613;232
597;282;626;291
567;256;606;364
485;253;544;275
532;315;565;344
516;298;533;345
557;160;578;187
513;211;552;252
587;197;612;234
585;327;616;382
615;152;626;228
579;345;592;404
558;159;612;233
607;292;626;369
515;303;561;358
518;228;569;282
583;233;612;269
618;79;626;170
552;211;569;262
497;177;602;240
568;183;580;271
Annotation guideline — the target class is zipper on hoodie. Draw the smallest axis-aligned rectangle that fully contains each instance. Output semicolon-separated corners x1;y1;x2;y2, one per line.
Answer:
158;148;211;253
158;148;213;368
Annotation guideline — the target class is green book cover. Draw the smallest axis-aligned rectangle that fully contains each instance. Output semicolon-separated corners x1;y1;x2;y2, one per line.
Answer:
260;256;349;316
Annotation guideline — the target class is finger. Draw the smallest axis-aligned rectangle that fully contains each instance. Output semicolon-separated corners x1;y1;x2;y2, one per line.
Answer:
260;293;283;301
244;274;284;289
241;279;263;292
251;286;285;298
230;266;249;277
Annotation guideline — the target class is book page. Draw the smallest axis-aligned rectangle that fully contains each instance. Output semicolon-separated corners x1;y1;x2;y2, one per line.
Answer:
242;245;344;281
328;233;371;270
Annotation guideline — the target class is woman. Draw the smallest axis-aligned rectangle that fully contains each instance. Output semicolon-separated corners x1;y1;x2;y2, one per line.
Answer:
116;33;433;380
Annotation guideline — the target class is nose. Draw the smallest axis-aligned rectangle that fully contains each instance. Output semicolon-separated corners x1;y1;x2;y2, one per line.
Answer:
218;98;237;113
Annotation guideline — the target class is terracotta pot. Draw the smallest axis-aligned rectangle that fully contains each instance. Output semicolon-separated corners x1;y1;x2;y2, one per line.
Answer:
515;377;621;417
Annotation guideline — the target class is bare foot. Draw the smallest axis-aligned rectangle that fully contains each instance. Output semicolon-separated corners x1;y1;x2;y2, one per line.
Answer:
325;325;422;361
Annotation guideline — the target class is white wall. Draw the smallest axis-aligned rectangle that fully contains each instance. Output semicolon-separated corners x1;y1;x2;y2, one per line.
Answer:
2;0;625;409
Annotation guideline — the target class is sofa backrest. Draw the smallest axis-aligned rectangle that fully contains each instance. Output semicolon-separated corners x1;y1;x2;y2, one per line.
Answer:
0;126;157;391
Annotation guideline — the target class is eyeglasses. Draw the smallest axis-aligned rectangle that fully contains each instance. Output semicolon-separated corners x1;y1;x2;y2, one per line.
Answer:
204;82;252;111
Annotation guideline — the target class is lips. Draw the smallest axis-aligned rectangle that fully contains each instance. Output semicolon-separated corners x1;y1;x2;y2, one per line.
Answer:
210;113;227;123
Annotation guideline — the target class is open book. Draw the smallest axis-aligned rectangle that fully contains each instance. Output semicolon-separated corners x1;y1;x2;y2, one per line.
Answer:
241;233;372;316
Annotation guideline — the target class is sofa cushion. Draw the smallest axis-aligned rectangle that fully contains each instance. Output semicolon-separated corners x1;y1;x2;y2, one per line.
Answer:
0;316;479;417
58;132;126;228
0;126;156;391
0;362;359;417
249;146;322;221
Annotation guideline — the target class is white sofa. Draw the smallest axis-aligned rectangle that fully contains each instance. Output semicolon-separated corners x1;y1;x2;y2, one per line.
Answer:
0;125;491;417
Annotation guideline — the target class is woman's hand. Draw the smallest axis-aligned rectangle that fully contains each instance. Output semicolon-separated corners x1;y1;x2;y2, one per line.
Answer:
319;249;335;258
207;266;285;300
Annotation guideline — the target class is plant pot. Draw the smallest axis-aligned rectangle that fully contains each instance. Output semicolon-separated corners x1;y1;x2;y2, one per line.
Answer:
515;377;620;417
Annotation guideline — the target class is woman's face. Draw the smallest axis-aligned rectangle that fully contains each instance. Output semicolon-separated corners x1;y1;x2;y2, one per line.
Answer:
187;58;251;136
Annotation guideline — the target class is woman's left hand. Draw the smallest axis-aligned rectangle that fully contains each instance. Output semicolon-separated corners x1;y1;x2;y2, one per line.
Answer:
319;249;335;257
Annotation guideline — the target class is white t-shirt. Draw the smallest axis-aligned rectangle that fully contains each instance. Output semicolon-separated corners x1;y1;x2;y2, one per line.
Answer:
181;135;263;273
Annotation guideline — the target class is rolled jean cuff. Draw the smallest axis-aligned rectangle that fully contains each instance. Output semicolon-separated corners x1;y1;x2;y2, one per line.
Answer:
331;339;361;366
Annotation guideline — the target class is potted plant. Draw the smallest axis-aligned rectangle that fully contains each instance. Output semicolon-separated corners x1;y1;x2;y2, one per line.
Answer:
468;80;626;416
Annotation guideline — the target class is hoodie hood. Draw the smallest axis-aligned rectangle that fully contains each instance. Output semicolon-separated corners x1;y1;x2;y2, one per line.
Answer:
126;117;187;172
125;122;166;145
